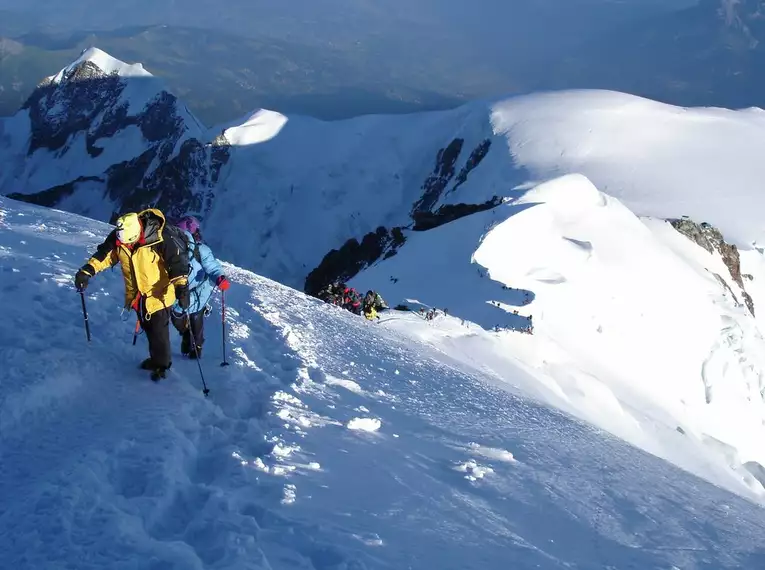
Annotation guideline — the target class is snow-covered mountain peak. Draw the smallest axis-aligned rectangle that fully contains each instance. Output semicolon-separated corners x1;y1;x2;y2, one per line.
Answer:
219;108;289;146
40;47;168;120
50;46;153;85
0;47;225;222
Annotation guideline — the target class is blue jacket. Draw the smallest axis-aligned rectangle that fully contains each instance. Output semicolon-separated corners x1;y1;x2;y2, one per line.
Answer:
172;229;224;314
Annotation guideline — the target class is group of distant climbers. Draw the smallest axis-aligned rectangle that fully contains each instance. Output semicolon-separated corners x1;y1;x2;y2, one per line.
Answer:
317;281;389;320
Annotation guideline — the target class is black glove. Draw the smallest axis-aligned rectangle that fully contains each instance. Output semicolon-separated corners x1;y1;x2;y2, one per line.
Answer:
74;268;92;291
175;284;190;310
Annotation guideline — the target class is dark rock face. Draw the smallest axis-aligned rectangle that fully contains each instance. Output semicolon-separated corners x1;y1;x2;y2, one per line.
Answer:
451;139;491;194
412;197;503;231
412;138;464;215
305;226;406;297
411;137;493;215
11;58;231;223
23;61;126;155
669;216;755;315
7;175;103;207
712;273;742;307
305;137;499;295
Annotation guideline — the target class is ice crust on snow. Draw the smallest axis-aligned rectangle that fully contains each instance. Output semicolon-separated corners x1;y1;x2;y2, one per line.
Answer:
454;460;494;482
346;417;382;432
467;442;516;463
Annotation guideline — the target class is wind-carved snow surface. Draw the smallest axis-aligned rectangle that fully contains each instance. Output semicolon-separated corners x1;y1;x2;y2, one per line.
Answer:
4;196;765;568
353;173;765;500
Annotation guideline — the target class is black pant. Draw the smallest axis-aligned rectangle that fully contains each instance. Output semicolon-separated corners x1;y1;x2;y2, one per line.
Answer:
171;310;205;354
142;308;172;369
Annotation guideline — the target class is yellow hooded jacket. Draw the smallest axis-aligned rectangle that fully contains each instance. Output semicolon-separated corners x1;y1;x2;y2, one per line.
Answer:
80;209;189;315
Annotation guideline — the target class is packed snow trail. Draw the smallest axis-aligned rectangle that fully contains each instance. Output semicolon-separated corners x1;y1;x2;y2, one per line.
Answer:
2;198;765;569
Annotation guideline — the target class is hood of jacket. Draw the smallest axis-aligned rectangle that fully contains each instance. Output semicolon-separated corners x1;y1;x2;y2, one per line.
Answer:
137;208;166;246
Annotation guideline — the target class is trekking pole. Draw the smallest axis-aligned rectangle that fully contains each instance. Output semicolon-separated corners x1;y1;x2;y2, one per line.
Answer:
79;291;91;342
186;312;210;397
132;319;140;345
220;289;229;367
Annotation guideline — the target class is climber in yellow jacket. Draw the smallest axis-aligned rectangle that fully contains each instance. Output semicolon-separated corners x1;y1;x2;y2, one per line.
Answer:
74;209;190;380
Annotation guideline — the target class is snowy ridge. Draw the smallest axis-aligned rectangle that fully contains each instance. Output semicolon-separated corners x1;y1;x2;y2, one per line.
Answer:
204;86;765;294
353;173;765;498
3;196;765;568
490;90;765;248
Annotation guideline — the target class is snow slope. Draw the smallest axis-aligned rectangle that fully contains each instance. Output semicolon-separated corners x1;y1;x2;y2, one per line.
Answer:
4;197;765;568
352;173;765;500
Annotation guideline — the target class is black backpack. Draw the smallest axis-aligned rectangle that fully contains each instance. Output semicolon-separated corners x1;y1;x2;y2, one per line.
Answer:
163;225;203;282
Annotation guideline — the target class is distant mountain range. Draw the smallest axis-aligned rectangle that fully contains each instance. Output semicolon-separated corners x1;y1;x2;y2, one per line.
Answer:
0;1;697;124
0;25;471;125
537;0;765;109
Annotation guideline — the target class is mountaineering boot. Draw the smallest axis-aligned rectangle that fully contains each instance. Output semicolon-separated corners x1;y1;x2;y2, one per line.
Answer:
188;346;202;360
142;358;171;378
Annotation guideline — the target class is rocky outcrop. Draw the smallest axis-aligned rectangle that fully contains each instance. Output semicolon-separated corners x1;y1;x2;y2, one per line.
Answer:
304;227;406;296
305;137;499;295
7;175;102;207
669;216;755;315
412;197;502;231
412;138;464;215
411;137;493;215
450;139;491;194
23;61;127;155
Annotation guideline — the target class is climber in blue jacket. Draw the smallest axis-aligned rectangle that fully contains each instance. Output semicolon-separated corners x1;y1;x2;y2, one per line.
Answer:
170;216;230;359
